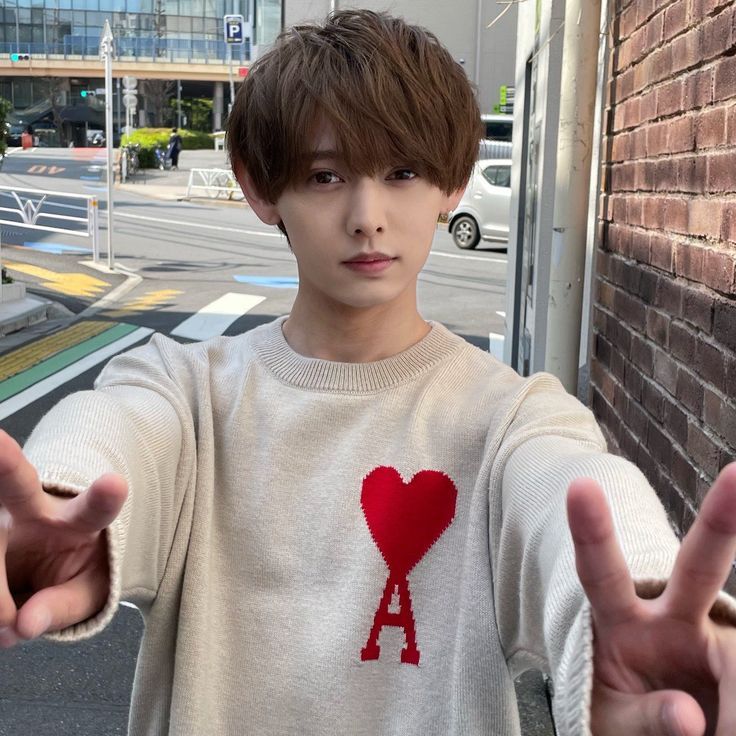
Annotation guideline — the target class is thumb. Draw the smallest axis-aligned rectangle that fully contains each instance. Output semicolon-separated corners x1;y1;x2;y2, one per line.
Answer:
591;681;706;736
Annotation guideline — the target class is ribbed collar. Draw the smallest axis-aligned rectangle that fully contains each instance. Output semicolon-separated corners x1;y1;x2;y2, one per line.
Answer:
250;316;465;393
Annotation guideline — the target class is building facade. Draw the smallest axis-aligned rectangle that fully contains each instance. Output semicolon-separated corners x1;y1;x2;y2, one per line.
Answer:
0;0;282;143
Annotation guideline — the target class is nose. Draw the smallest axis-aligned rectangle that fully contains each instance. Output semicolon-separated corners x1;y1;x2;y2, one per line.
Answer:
346;178;385;238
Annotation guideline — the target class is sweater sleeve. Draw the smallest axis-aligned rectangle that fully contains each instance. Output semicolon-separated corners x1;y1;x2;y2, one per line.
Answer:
486;373;736;736
22;334;197;642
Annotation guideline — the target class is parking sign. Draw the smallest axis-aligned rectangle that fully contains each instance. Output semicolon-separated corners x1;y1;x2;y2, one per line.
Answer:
224;14;244;44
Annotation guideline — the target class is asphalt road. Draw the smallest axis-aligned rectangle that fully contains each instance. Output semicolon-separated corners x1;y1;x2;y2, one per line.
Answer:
0;147;554;735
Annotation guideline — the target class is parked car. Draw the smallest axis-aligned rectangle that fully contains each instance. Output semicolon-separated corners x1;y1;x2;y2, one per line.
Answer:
448;159;512;250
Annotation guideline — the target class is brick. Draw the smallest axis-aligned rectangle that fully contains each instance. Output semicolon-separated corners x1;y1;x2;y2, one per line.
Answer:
688;199;724;239
632;128;648;159
627;197;643;228
615;289;646;330
653;158;678;192
608;224;632;256
651;44;674;84
669;321;697;364
713;298;736;350
709;393;736;446
643;376;666;419
664;0;689;40
649;419;674;466
683;67;713;110
695;337;727;390
672;28;703;77
649;234;675;273
665;197;689;233
611;132;631;161
677;155;707;194
668;117;695;153
727;104;736;141
727;355;736;396
664;395;690;446
637;441;659;486
639;269;659;303
675;241;705;281
687;422;721;477
637;0;656;27
706;151;736;192
701;6;735;61
658;473;686;532
725;203;736;244
621;427;640;461
631;333;655;374
695;106;727;148
636;161;655;191
654;348;679;394
703;387;721;427
682;286;714;330
714;55;736;102
677;366;705;415
598;279;616;310
703;248;736;294
655;277;684;315
621;3;639;38
646;122;670;156
646;11;666;52
641;196;663;229
624;360;644;399
646;306;671;345
656;79;683;117
626;388;649;434
631;230;651;262
639;90;657;122
672;447;698;500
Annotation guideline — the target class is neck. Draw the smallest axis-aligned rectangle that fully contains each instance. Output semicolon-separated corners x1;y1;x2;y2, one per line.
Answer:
282;293;430;363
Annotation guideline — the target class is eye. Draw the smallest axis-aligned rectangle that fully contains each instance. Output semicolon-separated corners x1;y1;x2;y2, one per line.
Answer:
310;170;342;185
388;168;418;181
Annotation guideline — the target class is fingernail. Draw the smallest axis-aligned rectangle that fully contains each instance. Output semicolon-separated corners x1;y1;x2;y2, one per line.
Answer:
662;702;683;736
0;626;19;648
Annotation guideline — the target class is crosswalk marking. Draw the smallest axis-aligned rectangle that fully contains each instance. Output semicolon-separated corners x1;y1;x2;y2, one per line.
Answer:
103;289;183;318
171;293;265;341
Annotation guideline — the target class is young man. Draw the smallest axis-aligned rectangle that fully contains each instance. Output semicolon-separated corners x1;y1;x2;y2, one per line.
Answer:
1;10;735;736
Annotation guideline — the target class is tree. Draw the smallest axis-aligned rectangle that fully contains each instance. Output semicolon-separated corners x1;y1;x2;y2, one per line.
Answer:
39;77;68;147
140;79;176;127
0;97;10;157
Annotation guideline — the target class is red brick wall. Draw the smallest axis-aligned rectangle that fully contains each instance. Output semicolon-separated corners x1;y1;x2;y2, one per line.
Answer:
593;0;736;552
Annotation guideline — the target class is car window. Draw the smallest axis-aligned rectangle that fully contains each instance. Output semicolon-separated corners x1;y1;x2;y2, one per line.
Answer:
481;165;511;188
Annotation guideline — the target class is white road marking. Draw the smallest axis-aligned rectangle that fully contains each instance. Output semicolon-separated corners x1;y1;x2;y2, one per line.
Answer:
170;293;265;341
115;211;283;239
0;327;153;421
427;251;506;264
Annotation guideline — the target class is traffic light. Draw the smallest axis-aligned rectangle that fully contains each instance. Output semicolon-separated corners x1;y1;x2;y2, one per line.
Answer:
9;53;30;62
80;90;96;98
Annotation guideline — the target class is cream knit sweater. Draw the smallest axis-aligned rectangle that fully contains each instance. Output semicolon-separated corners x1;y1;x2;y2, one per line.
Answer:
24;317;733;735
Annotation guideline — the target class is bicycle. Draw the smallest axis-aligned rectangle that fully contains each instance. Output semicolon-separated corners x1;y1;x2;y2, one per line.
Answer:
119;143;141;183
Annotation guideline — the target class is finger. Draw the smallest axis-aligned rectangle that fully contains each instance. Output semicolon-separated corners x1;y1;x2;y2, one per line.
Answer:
0;518;17;630
591;681;706;736
715;660;736;736
567;478;639;626
53;473;128;535
0;430;50;520
663;463;736;623
15;564;109;639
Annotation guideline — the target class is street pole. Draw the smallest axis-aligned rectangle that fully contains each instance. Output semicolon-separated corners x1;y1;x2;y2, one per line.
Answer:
100;19;115;270
228;44;235;116
177;79;182;128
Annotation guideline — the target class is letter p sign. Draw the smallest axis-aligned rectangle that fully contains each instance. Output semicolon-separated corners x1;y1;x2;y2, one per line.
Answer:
224;14;244;44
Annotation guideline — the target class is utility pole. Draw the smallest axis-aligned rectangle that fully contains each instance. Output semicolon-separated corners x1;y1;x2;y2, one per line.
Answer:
99;19;115;269
177;80;182;128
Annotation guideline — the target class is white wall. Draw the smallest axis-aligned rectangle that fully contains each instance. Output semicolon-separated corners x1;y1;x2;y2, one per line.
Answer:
283;0;517;114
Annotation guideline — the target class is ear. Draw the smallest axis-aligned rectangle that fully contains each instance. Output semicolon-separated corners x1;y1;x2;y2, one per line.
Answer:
440;185;467;216
232;158;282;226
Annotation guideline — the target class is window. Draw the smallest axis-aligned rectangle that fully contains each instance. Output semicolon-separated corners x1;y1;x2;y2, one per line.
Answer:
482;165;511;188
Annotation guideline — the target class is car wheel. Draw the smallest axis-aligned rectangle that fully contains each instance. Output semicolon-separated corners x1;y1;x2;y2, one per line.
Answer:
451;215;480;249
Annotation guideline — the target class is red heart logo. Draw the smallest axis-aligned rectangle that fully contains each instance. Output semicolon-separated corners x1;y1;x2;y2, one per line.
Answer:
361;466;457;578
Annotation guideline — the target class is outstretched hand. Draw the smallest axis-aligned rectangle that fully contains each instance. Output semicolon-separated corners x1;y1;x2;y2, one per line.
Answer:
568;463;736;736
0;430;127;646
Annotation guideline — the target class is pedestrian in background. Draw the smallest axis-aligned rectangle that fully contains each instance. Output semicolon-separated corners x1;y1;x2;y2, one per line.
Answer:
167;127;182;170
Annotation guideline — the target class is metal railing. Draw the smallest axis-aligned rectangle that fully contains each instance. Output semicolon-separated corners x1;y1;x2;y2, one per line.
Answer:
0;185;101;262
185;169;242;200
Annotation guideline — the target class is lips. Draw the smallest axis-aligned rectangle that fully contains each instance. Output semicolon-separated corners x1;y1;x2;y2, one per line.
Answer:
342;253;397;274
343;252;395;264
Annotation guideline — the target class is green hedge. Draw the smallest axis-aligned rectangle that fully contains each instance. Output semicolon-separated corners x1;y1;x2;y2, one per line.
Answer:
120;128;214;168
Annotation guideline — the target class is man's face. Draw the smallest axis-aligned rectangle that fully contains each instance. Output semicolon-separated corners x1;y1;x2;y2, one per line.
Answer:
265;122;464;313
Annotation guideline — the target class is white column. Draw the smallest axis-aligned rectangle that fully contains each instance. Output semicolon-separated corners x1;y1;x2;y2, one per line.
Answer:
213;81;224;131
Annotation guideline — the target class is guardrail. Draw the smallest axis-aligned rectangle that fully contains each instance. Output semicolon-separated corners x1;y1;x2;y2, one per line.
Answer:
184;168;242;200
0;185;101;261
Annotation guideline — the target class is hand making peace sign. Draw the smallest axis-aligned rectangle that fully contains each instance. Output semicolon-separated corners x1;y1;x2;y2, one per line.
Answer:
568;463;736;736
0;430;127;646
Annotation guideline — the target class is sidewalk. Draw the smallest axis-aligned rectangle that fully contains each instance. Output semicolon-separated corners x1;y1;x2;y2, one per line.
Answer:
115;148;244;204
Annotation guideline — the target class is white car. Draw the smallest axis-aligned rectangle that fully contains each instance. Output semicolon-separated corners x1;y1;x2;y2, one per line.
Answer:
449;159;512;249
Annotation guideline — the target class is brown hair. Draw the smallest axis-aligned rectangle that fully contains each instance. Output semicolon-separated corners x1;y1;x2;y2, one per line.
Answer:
227;9;482;208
